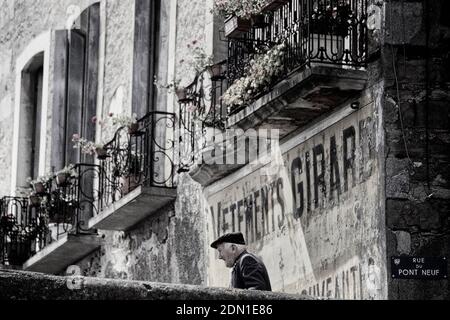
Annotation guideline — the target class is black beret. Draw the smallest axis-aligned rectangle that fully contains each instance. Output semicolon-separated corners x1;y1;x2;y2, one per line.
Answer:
210;232;246;249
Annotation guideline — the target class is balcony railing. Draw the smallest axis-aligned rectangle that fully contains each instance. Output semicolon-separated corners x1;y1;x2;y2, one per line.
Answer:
177;62;228;171
97;111;176;212
0;197;48;266
2;110;177;266
226;0;368;114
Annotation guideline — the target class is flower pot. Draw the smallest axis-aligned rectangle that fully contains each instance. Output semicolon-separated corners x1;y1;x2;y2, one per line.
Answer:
224;16;251;38
207;64;223;81
128;122;140;135
32;182;46;195
56;173;71;187
262;0;289;13
96;147;108;160
176;88;190;102
29;195;41;207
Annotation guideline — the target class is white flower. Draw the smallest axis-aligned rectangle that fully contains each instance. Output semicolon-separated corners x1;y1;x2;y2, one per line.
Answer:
222;42;286;108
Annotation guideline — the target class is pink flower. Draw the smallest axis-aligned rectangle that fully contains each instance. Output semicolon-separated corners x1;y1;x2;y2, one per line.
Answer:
72;133;80;141
91;116;97;124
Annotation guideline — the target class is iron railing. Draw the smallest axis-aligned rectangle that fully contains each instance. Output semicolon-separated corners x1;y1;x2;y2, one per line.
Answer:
177;61;228;171
0;197;48;266
176;0;368;168
0;163;101;266
48;163;102;238
97;111;176;212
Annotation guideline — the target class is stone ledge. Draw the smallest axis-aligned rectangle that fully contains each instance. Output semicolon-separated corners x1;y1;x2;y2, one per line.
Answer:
227;64;367;135
0;269;315;300
88;185;177;231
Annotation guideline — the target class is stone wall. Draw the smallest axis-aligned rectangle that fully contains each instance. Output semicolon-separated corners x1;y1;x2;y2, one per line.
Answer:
383;0;450;300
0;269;312;300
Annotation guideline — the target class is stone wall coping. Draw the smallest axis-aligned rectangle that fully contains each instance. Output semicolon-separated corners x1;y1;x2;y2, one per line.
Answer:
0;269;316;300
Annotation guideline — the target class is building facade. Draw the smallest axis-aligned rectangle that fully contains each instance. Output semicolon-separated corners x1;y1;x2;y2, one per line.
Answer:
0;0;448;300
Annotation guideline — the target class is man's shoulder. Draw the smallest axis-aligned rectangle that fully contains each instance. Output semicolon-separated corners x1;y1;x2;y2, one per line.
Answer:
238;253;261;267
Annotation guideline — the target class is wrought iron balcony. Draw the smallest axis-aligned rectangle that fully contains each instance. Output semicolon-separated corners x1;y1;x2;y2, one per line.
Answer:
88;111;177;231
22;164;103;273
176;0;369;186
6;111;178;270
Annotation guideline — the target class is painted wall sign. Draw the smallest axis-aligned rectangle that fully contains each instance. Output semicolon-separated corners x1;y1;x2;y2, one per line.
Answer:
391;256;448;280
205;102;387;299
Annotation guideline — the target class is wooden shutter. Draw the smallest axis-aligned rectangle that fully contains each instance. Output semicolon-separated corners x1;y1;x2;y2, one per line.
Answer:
65;29;86;166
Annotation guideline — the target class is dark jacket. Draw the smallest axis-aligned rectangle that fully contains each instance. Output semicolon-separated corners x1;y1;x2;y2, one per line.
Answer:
231;251;272;291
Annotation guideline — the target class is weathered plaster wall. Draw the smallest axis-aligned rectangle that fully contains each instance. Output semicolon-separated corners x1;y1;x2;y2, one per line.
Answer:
100;0;134;136
383;0;450;300
204;90;387;299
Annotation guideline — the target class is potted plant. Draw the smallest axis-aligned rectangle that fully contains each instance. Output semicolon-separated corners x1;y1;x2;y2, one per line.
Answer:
72;134;108;160
154;77;194;103
29;193;42;207
55;164;78;187
27;174;52;195
109;112;140;135
207;63;224;80
222;41;286;111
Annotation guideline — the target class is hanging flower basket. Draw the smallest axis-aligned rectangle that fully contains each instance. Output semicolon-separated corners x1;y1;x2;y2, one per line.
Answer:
224;16;251;38
261;0;289;13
